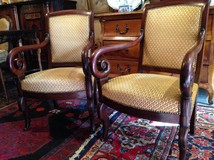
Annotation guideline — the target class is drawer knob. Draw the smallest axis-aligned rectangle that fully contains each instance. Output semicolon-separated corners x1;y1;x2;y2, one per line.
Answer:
116;24;129;35
117;64;131;75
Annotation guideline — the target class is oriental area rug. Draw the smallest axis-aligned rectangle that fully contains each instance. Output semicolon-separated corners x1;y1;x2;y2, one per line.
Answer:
0;98;213;160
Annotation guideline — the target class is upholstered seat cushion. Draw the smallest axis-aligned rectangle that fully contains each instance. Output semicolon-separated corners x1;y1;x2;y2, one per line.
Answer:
102;73;198;115
0;49;8;63
21;67;86;93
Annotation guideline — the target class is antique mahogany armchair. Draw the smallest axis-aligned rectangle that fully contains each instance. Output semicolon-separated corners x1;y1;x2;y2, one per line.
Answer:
8;10;96;132
91;0;209;159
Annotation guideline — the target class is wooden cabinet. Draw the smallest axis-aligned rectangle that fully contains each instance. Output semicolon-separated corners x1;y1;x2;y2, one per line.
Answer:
0;1;49;70
199;6;214;104
95;11;142;76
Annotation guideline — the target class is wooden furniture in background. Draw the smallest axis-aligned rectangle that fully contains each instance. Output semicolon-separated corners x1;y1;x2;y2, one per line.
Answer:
0;0;77;70
0;1;50;70
95;11;142;77
199;6;214;104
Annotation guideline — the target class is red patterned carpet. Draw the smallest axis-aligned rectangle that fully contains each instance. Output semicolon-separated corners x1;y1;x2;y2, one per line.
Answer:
71;105;214;160
0;99;97;160
0;99;213;160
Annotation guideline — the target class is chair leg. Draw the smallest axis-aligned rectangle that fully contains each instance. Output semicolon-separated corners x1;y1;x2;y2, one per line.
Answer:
0;68;9;103
94;79;98;106
190;103;197;135
88;99;95;133
178;98;192;160
99;103;109;140
18;96;31;131
178;125;188;160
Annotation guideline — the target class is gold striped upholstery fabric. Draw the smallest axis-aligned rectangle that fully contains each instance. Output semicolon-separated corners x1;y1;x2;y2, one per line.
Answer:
143;5;202;69
21;67;85;93
49;15;90;63
0;18;10;51
102;74;198;115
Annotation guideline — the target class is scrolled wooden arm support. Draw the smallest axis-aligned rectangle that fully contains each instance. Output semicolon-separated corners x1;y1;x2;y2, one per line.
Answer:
91;30;144;79
82;31;94;76
180;29;205;97
8;34;50;76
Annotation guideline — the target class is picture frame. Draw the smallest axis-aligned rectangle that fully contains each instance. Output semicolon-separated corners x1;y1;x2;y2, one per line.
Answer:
87;0;112;14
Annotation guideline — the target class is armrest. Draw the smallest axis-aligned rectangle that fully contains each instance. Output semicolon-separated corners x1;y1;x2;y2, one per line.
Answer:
7;34;50;77
91;29;144;79
82;31;95;76
180;29;206;98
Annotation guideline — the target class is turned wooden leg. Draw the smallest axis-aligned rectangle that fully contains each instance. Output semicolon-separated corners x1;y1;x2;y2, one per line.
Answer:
179;125;189;160
99;103;109;140
18;97;30;131
87;100;95;133
190;103;197;135
94;79;99;106
179;97;191;160
85;76;95;133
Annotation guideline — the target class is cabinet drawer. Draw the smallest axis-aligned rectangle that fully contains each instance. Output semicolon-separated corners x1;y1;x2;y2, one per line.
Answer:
103;41;140;60
104;19;141;37
108;60;138;76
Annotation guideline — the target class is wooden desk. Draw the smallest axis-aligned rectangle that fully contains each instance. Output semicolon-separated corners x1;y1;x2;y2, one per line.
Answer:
96;10;214;104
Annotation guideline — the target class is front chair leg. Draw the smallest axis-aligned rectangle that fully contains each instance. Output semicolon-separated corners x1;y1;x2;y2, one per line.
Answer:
179;125;189;160
190;103;197;135
18;96;30;131
88;99;95;133
99;103;109;141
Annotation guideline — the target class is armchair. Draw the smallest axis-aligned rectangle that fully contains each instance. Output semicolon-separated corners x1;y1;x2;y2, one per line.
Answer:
8;10;96;132
91;0;209;159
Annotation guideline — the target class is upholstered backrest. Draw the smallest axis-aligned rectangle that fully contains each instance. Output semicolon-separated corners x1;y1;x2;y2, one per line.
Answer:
142;4;203;70
0;17;10;51
48;14;90;63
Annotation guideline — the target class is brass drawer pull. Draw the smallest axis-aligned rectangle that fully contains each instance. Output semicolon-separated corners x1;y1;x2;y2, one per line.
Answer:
117;64;131;74
116;24;129;34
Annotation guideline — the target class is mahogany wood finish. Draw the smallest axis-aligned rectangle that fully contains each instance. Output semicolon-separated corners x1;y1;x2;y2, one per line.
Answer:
8;10;96;132
90;0;209;159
